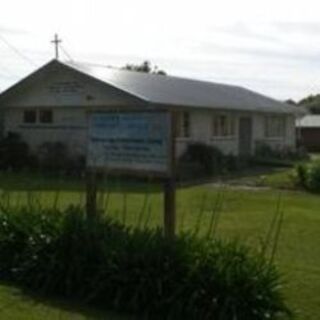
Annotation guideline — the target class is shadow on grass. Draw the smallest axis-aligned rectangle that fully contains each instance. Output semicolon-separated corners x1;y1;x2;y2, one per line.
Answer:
0;171;162;194
0;166;287;194
0;281;133;320
178;165;286;189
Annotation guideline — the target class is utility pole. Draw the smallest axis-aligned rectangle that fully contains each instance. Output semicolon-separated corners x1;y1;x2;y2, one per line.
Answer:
51;34;62;60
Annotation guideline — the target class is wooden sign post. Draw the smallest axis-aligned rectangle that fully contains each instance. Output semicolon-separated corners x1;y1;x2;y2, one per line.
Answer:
164;111;176;237
86;110;176;237
85;168;98;219
163;177;176;238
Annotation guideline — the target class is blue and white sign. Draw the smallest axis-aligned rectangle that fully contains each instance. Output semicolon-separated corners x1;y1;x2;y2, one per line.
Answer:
87;112;171;174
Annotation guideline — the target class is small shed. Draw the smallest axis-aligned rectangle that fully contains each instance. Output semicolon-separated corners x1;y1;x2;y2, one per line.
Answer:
297;115;320;151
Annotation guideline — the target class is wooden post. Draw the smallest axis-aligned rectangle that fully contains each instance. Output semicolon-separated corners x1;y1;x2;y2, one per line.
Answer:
164;177;176;238
163;111;176;238
86;169;98;219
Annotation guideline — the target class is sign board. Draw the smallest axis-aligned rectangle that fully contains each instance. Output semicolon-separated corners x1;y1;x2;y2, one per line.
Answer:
87;111;172;175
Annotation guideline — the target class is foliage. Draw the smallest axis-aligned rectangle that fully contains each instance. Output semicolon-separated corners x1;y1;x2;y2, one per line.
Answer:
0;135;85;175
297;94;320;114
122;60;166;75
293;163;308;188
0;205;291;320
37;142;69;171
292;160;320;192
286;93;320;114
305;160;320;191
37;142;85;176
254;142;309;164
177;143;244;179
0;132;34;170
284;99;297;106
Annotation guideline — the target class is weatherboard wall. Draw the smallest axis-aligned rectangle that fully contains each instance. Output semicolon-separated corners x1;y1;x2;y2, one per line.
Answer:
175;111;295;157
175;110;238;157
3;107;296;158
1;63;143;108
4;107;88;155
253;113;296;149
0;60;296;159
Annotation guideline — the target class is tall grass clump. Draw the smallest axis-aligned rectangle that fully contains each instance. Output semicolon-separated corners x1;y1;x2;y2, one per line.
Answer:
0;204;291;319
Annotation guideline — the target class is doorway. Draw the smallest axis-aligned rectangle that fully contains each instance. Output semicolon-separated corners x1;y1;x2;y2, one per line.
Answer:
238;117;252;156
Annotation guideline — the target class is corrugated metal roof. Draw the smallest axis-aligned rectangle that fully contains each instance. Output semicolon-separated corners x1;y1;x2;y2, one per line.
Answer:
297;115;320;127
64;61;298;114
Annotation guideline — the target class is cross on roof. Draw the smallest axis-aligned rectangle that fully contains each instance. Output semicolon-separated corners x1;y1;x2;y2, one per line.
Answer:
51;34;62;60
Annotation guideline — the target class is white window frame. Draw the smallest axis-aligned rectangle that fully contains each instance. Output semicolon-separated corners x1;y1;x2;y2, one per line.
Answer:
264;116;286;138
211;113;236;138
177;111;191;138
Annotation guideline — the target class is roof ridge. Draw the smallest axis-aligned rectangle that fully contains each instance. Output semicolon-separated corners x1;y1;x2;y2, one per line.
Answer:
1;59;299;115
63;60;245;90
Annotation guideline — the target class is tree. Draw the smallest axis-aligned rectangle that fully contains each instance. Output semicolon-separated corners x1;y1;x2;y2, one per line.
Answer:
285;99;297;106
297;94;320;114
122;60;167;75
285;95;320;114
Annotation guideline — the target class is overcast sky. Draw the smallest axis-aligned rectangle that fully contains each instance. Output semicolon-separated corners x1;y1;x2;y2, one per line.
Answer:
1;0;320;101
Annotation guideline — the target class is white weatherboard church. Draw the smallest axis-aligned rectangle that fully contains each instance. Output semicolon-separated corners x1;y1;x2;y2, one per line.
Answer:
0;59;299;159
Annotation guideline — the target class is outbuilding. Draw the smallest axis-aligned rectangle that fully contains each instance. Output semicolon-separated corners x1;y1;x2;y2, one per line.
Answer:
0;59;299;159
297;115;320;152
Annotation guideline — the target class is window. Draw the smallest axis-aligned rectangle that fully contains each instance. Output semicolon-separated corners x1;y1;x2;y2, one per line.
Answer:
23;110;36;124
182;112;190;138
177;112;191;138
212;114;235;137
264;116;286;138
39;110;53;123
23;109;54;125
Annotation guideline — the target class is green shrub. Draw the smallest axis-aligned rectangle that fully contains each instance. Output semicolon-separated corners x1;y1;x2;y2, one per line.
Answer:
179;143;222;175
37;142;69;171
255;142;309;162
293;160;320;192
0;206;291;319
293;163;308;188
178;143;241;180
0;136;85;175
0;206;62;280
37;142;85;176
0;132;34;170
306;161;320;191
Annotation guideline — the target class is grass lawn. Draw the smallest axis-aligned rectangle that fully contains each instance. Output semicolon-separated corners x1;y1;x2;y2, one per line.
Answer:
231;167;296;189
229;154;320;190
0;171;319;319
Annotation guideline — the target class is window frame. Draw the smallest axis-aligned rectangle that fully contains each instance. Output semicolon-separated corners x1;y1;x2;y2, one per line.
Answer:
39;109;53;124
264;115;286;139
211;113;236;138
23;110;37;124
177;111;191;138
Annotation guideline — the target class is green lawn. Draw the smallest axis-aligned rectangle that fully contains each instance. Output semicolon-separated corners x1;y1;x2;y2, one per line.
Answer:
0;172;319;319
236;168;295;189
230;154;320;190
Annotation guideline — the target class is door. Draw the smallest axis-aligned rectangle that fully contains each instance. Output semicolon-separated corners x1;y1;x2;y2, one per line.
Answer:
238;117;252;156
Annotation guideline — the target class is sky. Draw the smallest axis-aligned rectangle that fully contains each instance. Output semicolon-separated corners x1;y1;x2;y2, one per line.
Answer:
1;0;320;101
